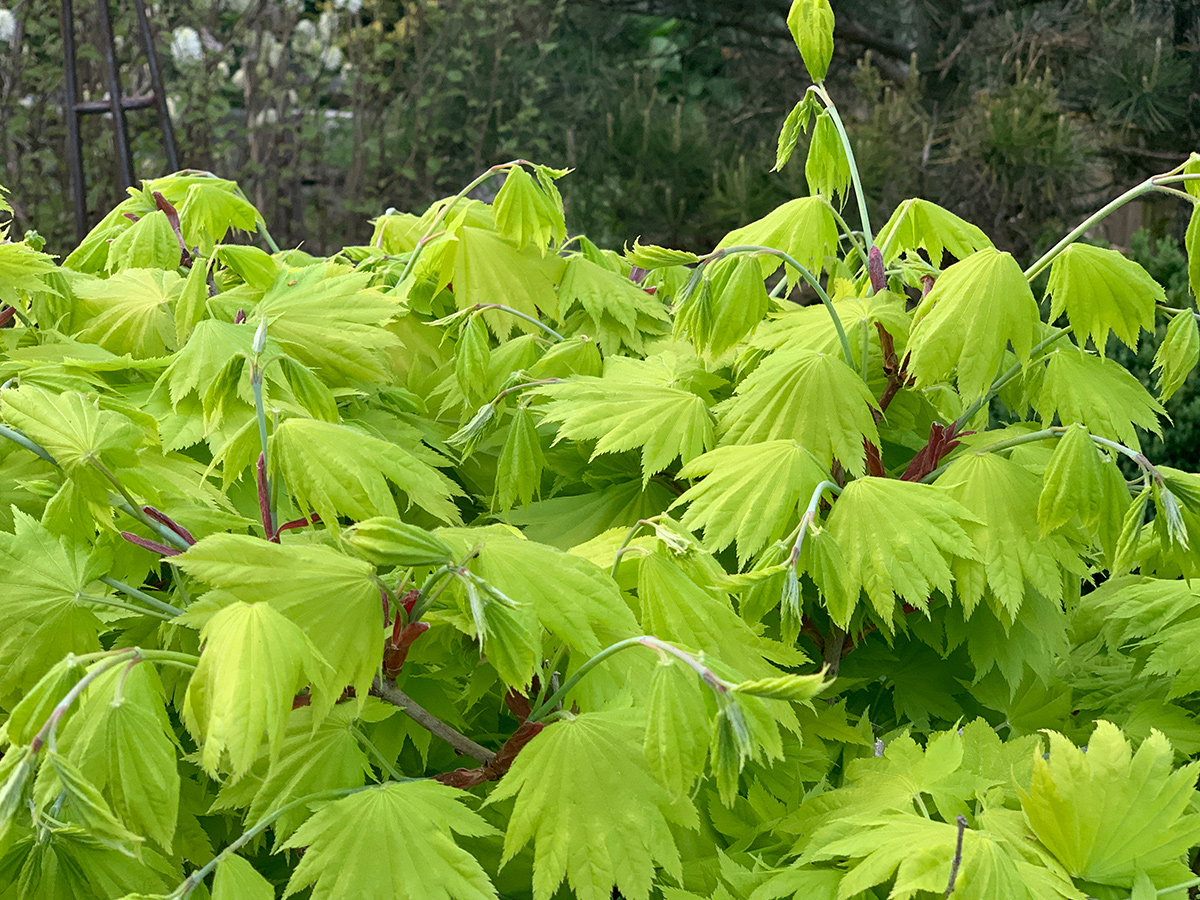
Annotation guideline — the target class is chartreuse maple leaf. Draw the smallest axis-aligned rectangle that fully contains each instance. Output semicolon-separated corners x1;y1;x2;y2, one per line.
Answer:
643;657;711;798
907;248;1040;400
533;362;715;483
176;180;260;254
72;269;180;358
57;664;180;850
252;264;400;385
715;196;840;284
182;600;329;776
493;164;567;252
675;254;770;357
0;239;59;304
1153;311;1200;402
825;478;978;620
1079;576;1200;696
1019;722;1200;892
173;534;382;710
1;384;142;471
874;198;993;266
1033;347;1164;451
448;225;564;339
0;511;105;701
716;348;878;476
212;855;273;900
281;781;498;900
673;441;829;562
935;453;1081;617
751;291;911;367
105;211;181;272
1045;243;1162;351
270;418;462;525
557;255;669;355
489;709;698;900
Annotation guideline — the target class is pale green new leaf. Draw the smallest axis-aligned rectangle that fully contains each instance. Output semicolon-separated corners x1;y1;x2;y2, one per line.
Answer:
177;181;259;254
0;510;105;699
450;226;563;339
105;211;181;272
173;534;381;707
490;710;698;900
72;269;181;358
625;239;700;269
557;255;669;355
805;112;851;202
1034;347;1164;451
1;386;142;471
1153;311;1199;402
60;664;180;849
936;452;1080;616
282;782;498;900
495;406;545;511
212;855;273;900
440;529;639;656
675;254;770;357
907;248;1040;400
0;239;59;303
1019;722;1200;889
773;94;820;171
716;348;878;476
533;370;714;483
253;264;401;385
825;478;978;620
1038;423;1107;535
716;197;839;283
494;165;566;252
1186;204;1199;300
643;658;711;797
874;198;993;266
787;0;834;83
183;600;328;777
674;441;829;562
1045;243;1162;351
271;417;462;525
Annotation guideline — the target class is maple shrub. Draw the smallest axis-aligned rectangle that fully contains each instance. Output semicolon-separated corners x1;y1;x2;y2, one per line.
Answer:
3;5;1200;900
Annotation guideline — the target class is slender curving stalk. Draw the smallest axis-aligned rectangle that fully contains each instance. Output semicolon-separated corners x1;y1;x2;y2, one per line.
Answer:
169;786;376;899
707;244;854;365
951;328;1071;434
0;423;57;464
100;576;185;617
812;84;873;250
473;304;563;340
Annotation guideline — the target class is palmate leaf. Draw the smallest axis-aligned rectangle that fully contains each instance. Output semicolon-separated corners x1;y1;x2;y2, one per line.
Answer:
715;197;839;284
173;534;382;709
1045;243;1161;351
176;181;259;254
1152;311;1200;402
1;385;142;471
1079;576;1200;696
643;658;711;797
751;291;911;364
716;348;878;476
252;264;401;385
493;165;567;252
0;240;59;304
270;417;462;525
825;478;978;620
935;452;1080;616
448;225;564;339
58;664;180;850
72;269;180;358
1019;722;1200;891
212;855;273;900
489;710;698;900
874;198;992;266
0;511;105;700
281;782;498;900
674;441;830;562
105;211;181;272
675;255;770;357
182;600;328;777
1033;347;1164;451
439;528;638;656
557;255;669;355
533;364;715;484
907;248;1040;400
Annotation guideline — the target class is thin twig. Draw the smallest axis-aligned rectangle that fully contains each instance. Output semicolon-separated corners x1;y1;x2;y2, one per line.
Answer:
944;814;968;897
369;676;495;765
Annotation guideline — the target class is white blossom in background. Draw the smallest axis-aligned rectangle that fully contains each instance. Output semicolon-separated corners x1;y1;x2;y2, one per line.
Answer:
0;9;16;45
170;26;203;65
334;0;363;13
261;32;283;69
319;45;343;70
317;11;336;44
223;0;255;12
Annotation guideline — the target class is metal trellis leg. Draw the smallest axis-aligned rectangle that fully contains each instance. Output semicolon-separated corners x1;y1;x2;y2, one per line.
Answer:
60;0;180;240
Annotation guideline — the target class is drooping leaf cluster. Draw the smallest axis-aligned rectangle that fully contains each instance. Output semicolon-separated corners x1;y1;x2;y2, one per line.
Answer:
1;9;1200;900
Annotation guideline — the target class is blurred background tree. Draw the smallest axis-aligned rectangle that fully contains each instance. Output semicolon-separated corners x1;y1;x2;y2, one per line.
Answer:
0;0;1198;458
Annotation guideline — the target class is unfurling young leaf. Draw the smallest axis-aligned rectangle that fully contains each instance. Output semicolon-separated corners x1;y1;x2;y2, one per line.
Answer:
495;405;545;511
1038;424;1106;536
342;516;455;567
786;0;835;83
804;111;851;202
1045;243;1162;351
212;855;273;900
625;239;700;269
773;94;820;172
1153;311;1200;402
456;313;492;404
675;254;770;356
494;165;567;252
